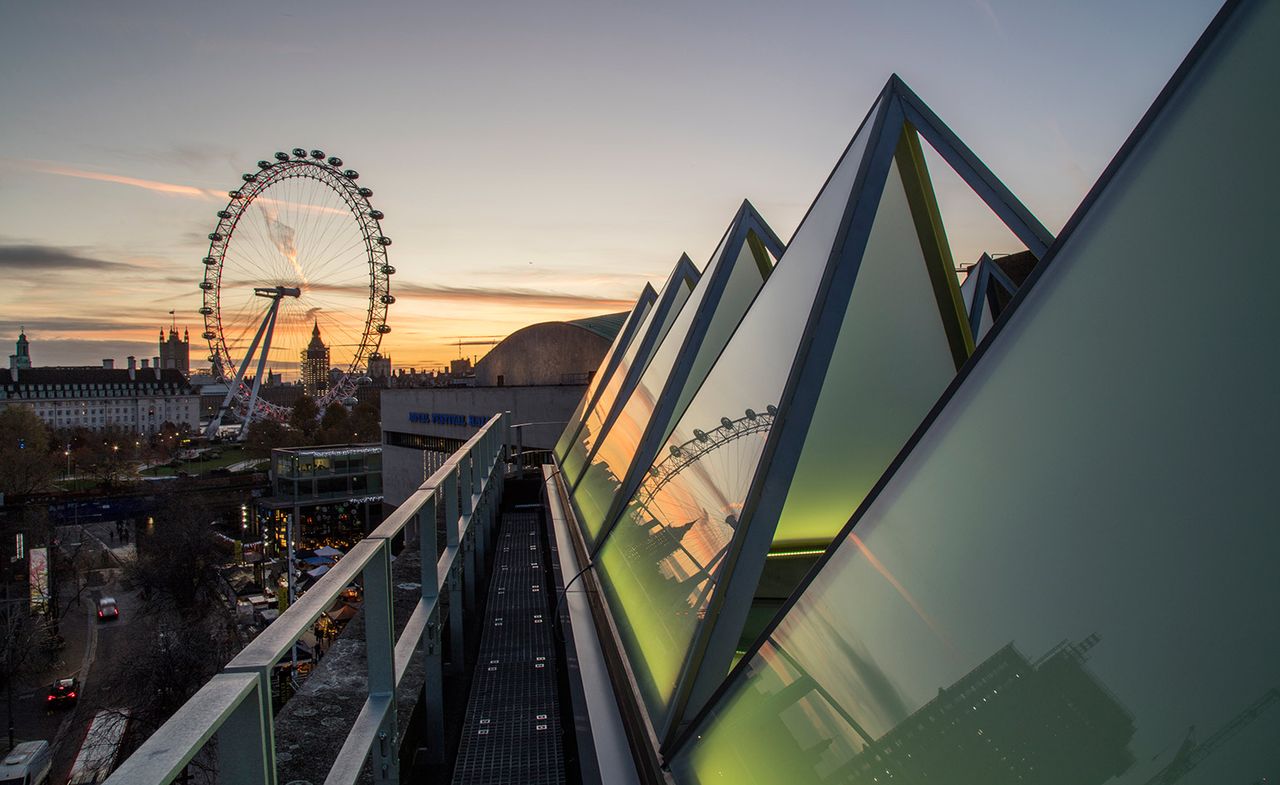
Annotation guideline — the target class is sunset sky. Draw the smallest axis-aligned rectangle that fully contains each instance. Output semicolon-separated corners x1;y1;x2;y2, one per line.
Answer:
0;0;1219;374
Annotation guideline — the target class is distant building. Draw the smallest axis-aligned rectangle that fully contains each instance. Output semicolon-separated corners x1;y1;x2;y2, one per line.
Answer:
159;326;190;374
1;356;200;435
368;352;391;381
7;328;31;371
301;321;330;398
381;312;625;507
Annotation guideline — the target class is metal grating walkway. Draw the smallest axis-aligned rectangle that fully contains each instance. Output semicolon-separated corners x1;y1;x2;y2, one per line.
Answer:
451;510;565;785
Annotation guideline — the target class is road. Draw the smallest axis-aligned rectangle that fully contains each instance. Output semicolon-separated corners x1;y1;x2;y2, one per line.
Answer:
1;520;148;784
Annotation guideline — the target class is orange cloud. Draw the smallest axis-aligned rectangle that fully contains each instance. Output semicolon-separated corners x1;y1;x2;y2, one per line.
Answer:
11;159;224;199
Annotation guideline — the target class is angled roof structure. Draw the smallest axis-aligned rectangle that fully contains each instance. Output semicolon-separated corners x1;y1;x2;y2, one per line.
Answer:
559;256;700;484
570;201;785;547
668;0;1280;781
576;75;1052;752
554;285;657;461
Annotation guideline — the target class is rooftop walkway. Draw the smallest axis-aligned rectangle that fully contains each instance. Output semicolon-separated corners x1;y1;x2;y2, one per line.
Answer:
449;506;565;785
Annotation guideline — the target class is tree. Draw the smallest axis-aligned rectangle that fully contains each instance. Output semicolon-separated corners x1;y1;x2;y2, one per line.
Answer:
0;406;57;496
348;400;381;443
130;492;225;612
289;395;319;439
243;418;293;458
316;403;352;444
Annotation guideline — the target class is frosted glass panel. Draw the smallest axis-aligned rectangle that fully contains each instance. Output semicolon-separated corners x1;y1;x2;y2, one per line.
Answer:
554;296;651;459
773;153;961;548
574;230;773;543
671;4;1280;782
595;103;881;727
562;271;695;485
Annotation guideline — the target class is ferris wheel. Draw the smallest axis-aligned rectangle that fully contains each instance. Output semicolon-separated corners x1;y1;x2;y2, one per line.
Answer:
198;148;395;438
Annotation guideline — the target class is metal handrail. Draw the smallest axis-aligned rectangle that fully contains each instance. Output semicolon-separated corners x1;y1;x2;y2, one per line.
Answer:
104;412;510;785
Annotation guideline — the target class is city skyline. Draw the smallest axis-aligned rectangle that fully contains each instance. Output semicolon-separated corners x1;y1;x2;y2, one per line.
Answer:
1;0;1219;370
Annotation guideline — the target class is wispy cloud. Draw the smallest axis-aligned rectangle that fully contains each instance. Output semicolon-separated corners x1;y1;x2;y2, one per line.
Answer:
4;158;224;199
0;243;139;272
303;280;636;310
0;317;149;334
974;0;1007;39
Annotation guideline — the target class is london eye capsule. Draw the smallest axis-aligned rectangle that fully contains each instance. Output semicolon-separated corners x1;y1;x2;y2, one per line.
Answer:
198;306;213;315
217;210;232;219
694;428;709;442
327;156;343;167
242;173;256;183
720;417;733;429
342;169;359;180
376;324;391;334
377;236;392;246
310;149;325;160
199;281;214;290
358;187;373;197
274;151;290;162
228;190;242;199
368;209;384;220
292;148;307;158
202;330;216;340
257;160;272;170
380;264;396;275
202;256;217;266
208;233;222;242
380;294;396;304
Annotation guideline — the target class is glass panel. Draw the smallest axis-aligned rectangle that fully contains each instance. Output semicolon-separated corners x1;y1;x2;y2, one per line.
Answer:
772;149;961;548
671;5;1280;781
595;102;880;728
562;269;696;486
574;225;773;543
555;297;652;460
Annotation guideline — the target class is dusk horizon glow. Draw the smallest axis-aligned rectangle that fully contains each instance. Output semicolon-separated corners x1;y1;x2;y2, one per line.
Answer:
1;0;1220;372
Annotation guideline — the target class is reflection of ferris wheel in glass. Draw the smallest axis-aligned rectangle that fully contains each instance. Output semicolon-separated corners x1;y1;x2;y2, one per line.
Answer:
199;148;395;438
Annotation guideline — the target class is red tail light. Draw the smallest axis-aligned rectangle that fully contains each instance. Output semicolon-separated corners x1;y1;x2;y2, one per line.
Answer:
98;610;103;617
47;695;54;701
68;691;76;698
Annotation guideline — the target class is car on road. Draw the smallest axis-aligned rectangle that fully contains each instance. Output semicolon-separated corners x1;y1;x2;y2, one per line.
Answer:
45;677;79;708
96;597;119;621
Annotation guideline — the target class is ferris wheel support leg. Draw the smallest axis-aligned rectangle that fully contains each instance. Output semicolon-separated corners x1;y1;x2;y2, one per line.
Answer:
237;299;283;442
206;305;275;440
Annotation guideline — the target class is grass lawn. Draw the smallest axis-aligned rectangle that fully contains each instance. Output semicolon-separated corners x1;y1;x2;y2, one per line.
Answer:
139;445;267;477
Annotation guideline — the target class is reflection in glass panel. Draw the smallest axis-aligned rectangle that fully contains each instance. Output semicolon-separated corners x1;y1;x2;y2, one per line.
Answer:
595;101;881;728
574;224;775;544
671;4;1280;781
555;295;652;460
561;296;664;481
563;268;696;487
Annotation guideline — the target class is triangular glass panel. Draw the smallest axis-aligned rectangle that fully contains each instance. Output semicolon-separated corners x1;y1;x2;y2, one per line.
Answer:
572;203;784;547
669;2;1280;780
555;287;656;460
560;259;699;483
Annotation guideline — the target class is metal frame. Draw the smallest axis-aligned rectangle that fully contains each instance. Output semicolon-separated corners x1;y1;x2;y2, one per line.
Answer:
576;202;785;551
561;255;702;488
665;0;1256;760
555;285;658;462
104;413;510;785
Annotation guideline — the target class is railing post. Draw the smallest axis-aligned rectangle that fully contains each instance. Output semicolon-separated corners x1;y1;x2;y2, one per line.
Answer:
448;562;464;674
445;468;459;550
419;496;444;768
217;678;273;785
220;665;277;784
365;539;399;784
